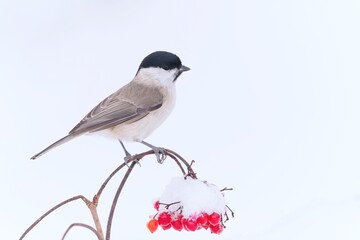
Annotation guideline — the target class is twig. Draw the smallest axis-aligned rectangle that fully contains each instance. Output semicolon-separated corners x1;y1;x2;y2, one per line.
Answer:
94;162;127;204
21;149;197;240
223;212;229;223
225;204;235;217
159;201;181;209
88;202;104;240
105;161;136;240
165;151;186;175
19;195;88;240
166;149;197;179
61;223;100;240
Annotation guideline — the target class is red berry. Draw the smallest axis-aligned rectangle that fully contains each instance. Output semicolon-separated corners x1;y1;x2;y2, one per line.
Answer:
158;212;172;226
209;223;223;234
160;223;171;230
202;222;209;230
182;217;198;232
153;200;160;211
196;212;209;227
146;219;158;233
171;215;183;231
208;212;221;225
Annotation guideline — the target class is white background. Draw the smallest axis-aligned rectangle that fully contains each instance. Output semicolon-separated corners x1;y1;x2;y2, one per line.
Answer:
1;0;360;239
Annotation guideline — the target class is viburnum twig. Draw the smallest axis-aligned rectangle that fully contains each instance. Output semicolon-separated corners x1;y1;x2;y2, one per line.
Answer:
106;161;136;240
20;149;202;240
165;149;197;179
19;195;88;240
225;204;235;218
159;201;181;210
62;223;100;240
223;212;229;223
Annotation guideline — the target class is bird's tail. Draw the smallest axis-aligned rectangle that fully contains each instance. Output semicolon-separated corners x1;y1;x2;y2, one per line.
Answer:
30;134;77;160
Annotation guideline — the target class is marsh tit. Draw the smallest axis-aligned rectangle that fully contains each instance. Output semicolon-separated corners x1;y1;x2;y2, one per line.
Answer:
30;51;190;163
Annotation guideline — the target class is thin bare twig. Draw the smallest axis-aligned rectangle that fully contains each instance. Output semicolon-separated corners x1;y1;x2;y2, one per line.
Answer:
165;149;197;179
20;195;89;240
21;149;197;240
95;162;127;204
62;223;100;240
225;204;235;217
106;161;136;240
88;202;104;240
159;201;181;209
165;151;186;175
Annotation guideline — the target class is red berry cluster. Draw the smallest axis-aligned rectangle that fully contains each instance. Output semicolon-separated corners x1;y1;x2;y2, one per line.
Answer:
147;201;224;234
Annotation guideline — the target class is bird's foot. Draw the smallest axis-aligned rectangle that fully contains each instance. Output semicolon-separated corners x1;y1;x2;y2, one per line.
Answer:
123;152;132;164
141;141;167;164
119;140;141;166
123;153;141;167
153;146;167;164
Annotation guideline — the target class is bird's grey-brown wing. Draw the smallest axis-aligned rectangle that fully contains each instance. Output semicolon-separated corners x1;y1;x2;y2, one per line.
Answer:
69;81;163;135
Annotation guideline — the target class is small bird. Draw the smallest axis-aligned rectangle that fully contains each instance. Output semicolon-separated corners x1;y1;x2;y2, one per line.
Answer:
30;51;190;163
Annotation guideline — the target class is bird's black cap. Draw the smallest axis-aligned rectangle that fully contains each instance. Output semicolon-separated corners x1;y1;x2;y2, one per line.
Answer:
138;51;183;71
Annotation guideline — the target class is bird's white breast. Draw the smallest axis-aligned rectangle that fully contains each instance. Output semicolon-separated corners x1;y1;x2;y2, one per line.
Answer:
109;68;177;142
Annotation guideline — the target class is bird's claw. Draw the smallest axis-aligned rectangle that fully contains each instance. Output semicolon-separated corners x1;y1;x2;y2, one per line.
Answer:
124;154;131;164
154;147;167;164
140;141;167;164
123;154;141;167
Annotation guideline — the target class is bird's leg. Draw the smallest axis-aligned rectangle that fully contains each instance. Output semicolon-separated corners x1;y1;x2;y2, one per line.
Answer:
140;141;166;164
118;140;132;163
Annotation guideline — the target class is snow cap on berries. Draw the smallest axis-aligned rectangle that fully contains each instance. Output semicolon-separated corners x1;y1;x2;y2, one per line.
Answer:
158;177;226;217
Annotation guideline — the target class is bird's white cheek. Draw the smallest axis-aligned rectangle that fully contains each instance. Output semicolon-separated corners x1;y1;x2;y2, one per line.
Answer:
135;68;178;88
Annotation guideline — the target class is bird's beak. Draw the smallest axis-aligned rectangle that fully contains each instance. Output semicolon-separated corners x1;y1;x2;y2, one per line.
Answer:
180;65;191;72
174;65;190;82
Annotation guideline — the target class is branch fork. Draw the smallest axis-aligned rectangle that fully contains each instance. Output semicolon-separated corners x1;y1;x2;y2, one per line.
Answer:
20;149;197;240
